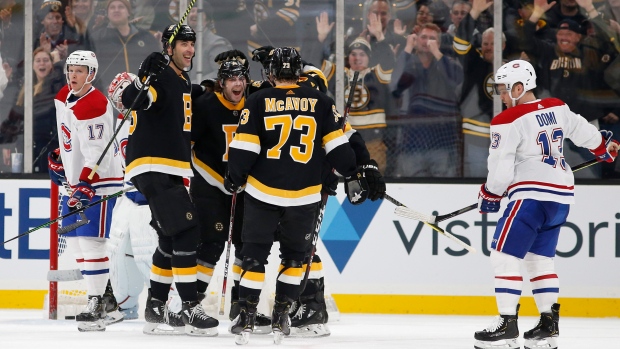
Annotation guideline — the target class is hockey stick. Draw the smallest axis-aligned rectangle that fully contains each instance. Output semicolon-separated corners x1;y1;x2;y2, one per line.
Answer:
88;0;198;180
2;186;134;245
219;191;237;315
56;181;90;235
47;269;83;282
385;194;477;253
300;71;360;293
394;157;602;225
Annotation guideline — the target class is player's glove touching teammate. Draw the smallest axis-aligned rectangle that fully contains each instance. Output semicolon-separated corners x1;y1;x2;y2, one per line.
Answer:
344;167;369;205
215;49;249;70
477;184;502;213
251;46;275;65
48;148;66;186
362;159;386;201
137;52;169;85
590;130;620;163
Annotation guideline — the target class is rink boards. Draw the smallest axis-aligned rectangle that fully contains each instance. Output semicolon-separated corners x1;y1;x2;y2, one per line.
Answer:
0;180;618;317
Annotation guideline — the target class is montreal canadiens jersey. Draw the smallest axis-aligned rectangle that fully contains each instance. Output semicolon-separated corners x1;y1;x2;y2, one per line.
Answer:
123;66;194;181
228;84;357;206
54;86;124;195
487;98;603;204
191;92;245;195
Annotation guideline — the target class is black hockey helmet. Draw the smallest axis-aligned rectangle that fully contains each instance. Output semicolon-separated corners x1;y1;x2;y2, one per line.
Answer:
269;47;302;80
162;24;196;51
218;60;250;83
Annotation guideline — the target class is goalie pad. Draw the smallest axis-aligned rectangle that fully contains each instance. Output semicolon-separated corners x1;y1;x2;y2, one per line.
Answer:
150;186;198;236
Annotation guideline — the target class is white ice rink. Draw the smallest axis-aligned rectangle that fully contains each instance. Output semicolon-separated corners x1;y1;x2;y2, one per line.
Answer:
1;310;618;349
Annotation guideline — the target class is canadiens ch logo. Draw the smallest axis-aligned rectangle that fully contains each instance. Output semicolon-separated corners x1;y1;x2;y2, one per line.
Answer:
61;123;72;152
120;138;128;159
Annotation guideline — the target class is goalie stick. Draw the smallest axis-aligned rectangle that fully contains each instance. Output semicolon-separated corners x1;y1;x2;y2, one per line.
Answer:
219;191;237;315
2;186;134;245
300;71;360;293
88;0;198;180
384;193;477;253
47;268;83;282
394;157;601;225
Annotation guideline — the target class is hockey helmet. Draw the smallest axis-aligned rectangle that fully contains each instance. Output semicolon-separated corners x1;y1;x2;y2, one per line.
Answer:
108;72;137;113
218;60;250;83
269;47;302;80
65;50;98;83
493;59;537;95
162;24;197;51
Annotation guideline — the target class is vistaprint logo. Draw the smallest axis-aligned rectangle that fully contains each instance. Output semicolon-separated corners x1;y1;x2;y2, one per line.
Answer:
320;197;382;272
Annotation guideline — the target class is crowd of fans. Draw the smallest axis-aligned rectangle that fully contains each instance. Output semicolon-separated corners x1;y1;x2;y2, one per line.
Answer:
1;0;619;179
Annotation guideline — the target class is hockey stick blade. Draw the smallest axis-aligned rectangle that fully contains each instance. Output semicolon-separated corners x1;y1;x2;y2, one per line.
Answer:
57;211;90;235
423;221;477;253
47;269;83;282
393;206;433;223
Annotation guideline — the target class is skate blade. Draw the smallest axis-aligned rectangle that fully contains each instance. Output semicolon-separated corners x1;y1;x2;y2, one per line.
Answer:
184;324;218;337
253;325;272;335
77;320;105;332
103;310;124;326
235;332;251;345
289;323;331;338
524;337;558;349
142;322;185;335
273;330;288;345
474;338;520;349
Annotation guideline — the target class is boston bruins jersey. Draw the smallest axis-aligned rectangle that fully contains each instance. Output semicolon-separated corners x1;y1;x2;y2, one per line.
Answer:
228;84;357;207
191;92;245;194
122;66;194;181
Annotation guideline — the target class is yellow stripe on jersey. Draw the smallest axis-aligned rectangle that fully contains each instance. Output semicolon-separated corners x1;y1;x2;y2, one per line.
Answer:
125;157;192;181
277;265;303;285
321;60;335;82
230;133;261;154
453;36;472;55
172;266;197;275
247;176;321;199
197;264;214;276
322;129;349;154
241;270;265;282
278;264;303;277
375;66;393;84
152;266;173;277
148;85;158;103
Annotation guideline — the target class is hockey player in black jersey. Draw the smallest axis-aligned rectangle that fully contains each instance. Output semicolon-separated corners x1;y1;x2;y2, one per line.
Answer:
190;59;272;334
226;47;369;345
121;24;218;336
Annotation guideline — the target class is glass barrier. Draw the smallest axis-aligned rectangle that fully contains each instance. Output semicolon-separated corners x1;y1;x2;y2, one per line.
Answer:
2;0;619;179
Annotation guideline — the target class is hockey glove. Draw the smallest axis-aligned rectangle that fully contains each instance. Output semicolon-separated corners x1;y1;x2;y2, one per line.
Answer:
67;181;95;211
477;184;503;213
214;49;249;69
322;171;339;196
137;52;169;84
224;171;243;194
590;129;620;163
251;46;275;66
344;167;369;205
47;148;65;186
363;159;386;201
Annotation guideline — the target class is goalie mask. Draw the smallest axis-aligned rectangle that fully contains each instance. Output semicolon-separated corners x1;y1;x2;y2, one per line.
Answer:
108;72;137;113
269;47;302;81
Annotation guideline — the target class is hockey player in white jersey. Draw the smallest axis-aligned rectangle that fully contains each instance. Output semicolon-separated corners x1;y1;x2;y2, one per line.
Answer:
474;60;619;349
51;50;125;331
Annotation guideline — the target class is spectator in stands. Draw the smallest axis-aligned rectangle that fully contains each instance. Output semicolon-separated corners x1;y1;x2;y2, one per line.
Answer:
35;0;87;60
0;47;65;172
411;1;454;56
65;0;105;36
187;2;232;80
390;22;463;177
361;0;407;63
392;0;418;32
247;0;301;54
91;0;160;89
0;0;21;63
543;0;587;29
447;1;472;36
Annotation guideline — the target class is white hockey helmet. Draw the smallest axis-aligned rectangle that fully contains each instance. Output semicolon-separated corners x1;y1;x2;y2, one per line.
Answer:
108;72;137;113
65;50;98;83
493;59;536;95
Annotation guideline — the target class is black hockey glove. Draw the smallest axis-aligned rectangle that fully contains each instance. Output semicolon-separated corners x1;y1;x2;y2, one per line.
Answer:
200;79;216;93
322;171;339;196
344;167;369;205
224;171;243;194
214;49;249;69
363;159;386;201
251;46;275;65
137;52;169;84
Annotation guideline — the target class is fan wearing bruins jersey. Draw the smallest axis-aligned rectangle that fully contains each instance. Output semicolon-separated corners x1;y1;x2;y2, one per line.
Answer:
121;24;218;336
189;59;273;333
226;47;368;344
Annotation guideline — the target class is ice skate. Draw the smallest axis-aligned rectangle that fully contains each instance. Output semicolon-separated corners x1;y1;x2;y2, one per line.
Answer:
76;296;106;332
142;289;184;335
289;297;330;338
271;295;292;345
230;296;259;345
229;290;271;335
181;300;219;336
524;303;560;349
474;305;520;349
102;282;123;326
119;305;139;320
